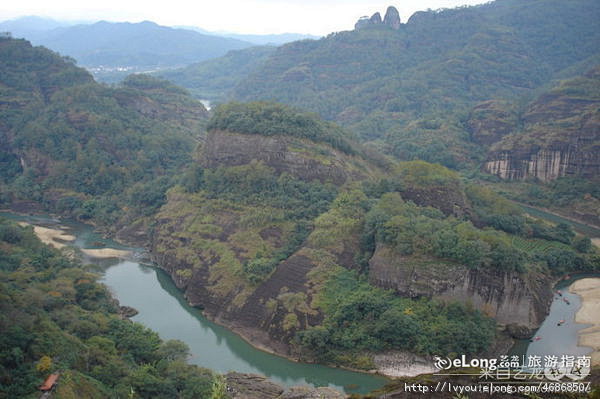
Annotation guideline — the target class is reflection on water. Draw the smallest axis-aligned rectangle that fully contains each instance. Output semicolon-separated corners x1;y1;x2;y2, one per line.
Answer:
525;278;593;361
0;211;387;394
102;261;387;392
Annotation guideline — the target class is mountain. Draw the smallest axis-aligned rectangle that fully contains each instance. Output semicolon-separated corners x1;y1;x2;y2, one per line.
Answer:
0;16;71;37
4;20;254;82
225;1;600;168
0;36;208;234
175;25;320;45
151;101;597;372
483;67;600;182
160;45;277;102
1;29;598;386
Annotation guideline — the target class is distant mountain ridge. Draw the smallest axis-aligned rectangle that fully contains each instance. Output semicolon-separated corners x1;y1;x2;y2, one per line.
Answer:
175;25;320;45
227;0;600;167
0;17;257;82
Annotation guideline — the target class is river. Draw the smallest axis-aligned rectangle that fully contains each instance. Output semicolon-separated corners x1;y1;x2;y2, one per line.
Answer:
0;212;387;394
511;204;600;364
4;206;598;391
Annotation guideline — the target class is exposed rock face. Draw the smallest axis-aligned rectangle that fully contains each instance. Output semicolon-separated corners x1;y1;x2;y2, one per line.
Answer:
370;12;383;24
484;147;600;182
201;130;379;185
383;6;401;29
225;372;284;399
355;6;401;30
224;372;345;399
369;244;553;330
468;100;517;146
484;67;600;181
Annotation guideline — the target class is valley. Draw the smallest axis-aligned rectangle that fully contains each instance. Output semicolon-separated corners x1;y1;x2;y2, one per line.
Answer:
0;0;599;397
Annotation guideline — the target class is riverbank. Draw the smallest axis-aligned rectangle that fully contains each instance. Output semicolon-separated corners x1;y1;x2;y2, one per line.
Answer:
4;212;388;393
80;248;132;258
569;278;600;366
17;222;75;249
518;202;600;237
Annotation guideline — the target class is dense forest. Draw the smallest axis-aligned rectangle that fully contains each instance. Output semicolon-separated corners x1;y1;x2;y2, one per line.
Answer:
0;218;222;398
162;0;600;229
156;103;599;371
1;0;600;396
0;37;207;232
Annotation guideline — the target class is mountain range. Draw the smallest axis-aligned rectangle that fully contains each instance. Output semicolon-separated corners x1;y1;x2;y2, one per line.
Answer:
0;16;315;83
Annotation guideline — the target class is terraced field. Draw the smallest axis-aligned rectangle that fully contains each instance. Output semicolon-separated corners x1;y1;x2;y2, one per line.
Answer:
510;236;571;254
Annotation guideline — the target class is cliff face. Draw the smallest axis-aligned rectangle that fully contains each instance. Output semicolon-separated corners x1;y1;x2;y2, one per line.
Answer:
369;244;553;331
484;67;600;181
151;128;380;356
201;130;380;185
484;147;600;182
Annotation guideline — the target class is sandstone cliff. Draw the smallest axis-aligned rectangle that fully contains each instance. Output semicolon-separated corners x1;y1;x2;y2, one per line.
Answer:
356;6;401;30
369;244;553;333
484;67;600;181
201;129;380;185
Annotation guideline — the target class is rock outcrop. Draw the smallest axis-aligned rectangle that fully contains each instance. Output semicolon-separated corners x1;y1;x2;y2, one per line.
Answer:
383;6;401;29
484;67;600;181
468;100;517;146
369;244;553;331
370;12;383;24
225;373;345;399
356;6;401;30
201;130;380;185
484;147;600;182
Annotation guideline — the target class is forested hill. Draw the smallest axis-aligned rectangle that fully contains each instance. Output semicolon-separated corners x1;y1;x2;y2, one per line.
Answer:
12;20;253;69
161;45;278;102
0;37;208;231
230;0;600;167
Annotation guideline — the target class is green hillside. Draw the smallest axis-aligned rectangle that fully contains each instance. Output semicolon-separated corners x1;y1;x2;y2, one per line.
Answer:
227;0;600;167
0;37;208;230
0;217;219;398
161;46;277;102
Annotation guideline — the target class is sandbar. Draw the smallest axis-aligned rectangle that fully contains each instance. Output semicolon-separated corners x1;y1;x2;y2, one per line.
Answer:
18;222;76;249
570;278;600;366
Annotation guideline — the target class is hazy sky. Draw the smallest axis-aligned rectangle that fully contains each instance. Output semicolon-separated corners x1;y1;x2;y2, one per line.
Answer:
0;0;489;35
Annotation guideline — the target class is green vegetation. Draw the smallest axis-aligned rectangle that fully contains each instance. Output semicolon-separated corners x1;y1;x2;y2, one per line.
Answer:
207;102;357;154
168;160;337;285
0;218;219;398
0;37;207;229
295;188;496;364
365;192;527;272
224;0;600;167
298;269;496;362
160;46;277;102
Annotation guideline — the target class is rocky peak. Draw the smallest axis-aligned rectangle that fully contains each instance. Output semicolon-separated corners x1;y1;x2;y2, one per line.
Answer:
383;6;401;29
370;12;383;24
355;5;402;30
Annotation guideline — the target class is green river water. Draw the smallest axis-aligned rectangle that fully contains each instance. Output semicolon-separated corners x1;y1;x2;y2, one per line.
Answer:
4;204;599;393
0;212;387;394
512;204;600;364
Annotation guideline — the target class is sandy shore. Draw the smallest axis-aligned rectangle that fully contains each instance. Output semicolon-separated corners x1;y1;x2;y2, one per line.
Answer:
18;222;76;249
570;278;600;366
18;221;130;259
80;248;132;259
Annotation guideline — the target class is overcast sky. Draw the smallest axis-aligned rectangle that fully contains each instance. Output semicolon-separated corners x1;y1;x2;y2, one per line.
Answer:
0;0;489;35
